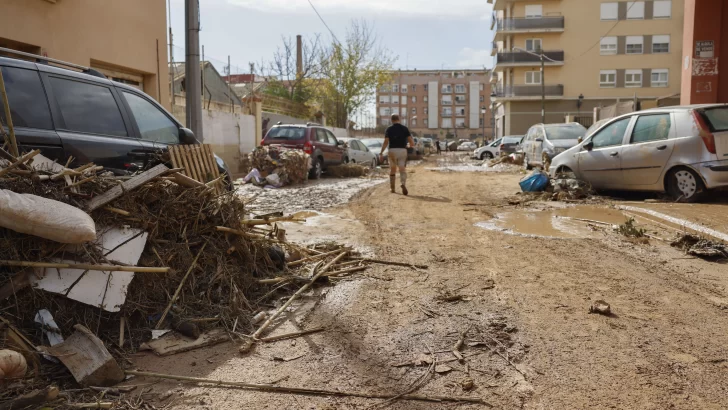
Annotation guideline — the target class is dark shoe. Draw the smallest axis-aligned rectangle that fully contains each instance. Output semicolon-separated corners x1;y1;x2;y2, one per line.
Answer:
389;175;396;193
401;185;408;196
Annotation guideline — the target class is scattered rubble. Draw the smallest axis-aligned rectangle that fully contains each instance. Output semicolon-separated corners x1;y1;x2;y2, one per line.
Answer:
671;234;728;259
241;145;310;187
589;300;612;315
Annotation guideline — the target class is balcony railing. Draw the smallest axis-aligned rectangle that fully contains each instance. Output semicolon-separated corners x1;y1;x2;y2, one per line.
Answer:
455;98;467;105
493;84;564;98
441;100;453;105
496;16;564;32
496;50;564;65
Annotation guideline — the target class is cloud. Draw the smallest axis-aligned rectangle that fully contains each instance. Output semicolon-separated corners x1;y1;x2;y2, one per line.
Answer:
226;0;492;18
456;48;492;68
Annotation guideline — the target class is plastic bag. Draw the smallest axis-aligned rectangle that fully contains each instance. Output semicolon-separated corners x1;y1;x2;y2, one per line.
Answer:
0;189;96;243
519;170;550;192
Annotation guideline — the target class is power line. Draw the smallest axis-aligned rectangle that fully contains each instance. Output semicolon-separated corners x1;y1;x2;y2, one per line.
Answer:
306;0;342;46
571;1;638;61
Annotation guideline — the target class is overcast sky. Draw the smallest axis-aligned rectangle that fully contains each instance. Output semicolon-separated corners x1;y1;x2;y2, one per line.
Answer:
169;0;495;73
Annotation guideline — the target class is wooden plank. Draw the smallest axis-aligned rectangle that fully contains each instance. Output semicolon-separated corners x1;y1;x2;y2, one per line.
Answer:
170;172;205;188
205;144;221;179
86;164;168;211
177;146;193;179
183;145;199;181
190;146;205;182
168;146;180;170
200;144;215;181
0;69;19;157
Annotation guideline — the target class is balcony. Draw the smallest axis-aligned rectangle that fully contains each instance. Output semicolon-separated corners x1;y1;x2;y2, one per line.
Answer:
492;0;561;11
491;41;500;56
493;84;564;100
441;100;453;106
494;17;564;39
494;50;564;68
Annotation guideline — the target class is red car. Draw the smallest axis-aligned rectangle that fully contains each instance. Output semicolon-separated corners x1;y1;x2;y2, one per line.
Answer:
262;123;347;179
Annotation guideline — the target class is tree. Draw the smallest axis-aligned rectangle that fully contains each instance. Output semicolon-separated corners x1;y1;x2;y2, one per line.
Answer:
261;35;324;103
319;20;396;128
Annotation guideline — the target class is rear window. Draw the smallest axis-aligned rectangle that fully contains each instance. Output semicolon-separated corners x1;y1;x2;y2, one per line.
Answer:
503;137;521;143
701;107;728;132
266;127;305;140
0;66;53;130
545;125;586;140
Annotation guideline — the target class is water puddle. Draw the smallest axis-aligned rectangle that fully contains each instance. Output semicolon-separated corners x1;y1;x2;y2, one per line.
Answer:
280;210;375;256
476;205;630;238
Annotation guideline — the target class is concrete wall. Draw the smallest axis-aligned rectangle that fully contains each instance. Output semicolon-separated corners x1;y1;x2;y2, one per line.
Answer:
0;0;169;109
173;104;256;176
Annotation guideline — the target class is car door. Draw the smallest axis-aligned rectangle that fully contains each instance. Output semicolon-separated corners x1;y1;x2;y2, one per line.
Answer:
351;140;364;162
315;128;333;164
620;113;676;186
44;74;143;173
532;127;545;165
522;129;534;161
118;89;182;167
0;65;64;160
326;130;344;164
577;116;633;189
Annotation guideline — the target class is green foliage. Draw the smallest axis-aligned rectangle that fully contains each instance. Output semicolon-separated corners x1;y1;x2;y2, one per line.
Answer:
616;218;647;238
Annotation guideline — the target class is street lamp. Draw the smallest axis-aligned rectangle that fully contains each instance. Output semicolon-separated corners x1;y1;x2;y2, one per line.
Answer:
480;107;486;147
512;47;559;124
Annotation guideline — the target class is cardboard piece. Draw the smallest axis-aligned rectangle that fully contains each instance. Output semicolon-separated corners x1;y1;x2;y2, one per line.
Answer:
30;227;148;312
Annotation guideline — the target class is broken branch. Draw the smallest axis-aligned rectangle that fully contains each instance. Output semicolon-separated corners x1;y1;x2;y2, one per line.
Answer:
0;260;169;273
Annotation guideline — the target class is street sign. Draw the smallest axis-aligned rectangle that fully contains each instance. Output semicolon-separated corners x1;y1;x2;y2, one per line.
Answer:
696;40;714;58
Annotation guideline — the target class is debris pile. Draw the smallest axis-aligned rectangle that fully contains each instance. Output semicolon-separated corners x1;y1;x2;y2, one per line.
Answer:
671;234;728;259
551;178;593;200
242;145;310;187
487;153;524;166
326;163;371;178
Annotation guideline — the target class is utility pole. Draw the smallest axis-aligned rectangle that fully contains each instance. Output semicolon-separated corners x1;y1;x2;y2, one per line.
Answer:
228;55;233;113
185;0;203;140
481;106;486;147
169;27;175;107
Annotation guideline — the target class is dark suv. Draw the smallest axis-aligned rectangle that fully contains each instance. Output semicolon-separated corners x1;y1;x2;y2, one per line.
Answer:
262;124;347;179
0;51;230;180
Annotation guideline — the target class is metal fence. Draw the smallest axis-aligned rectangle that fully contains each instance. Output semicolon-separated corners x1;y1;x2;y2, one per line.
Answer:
496;50;565;64
496;16;565;31
494;84;564;98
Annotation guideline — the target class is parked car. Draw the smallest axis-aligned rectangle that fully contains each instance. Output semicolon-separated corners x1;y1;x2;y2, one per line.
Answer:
521;122;587;170
361;138;387;165
457;141;477;151
0;52;232;184
472;136;523;160
339;137;377;168
549;105;728;202
262;124;346;179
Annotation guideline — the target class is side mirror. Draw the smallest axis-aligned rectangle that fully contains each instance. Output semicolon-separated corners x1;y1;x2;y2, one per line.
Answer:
179;127;198;144
337;140;345;146
535;138;544;142
583;141;594;151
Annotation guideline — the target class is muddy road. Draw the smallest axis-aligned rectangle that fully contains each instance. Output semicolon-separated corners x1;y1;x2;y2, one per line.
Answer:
134;156;728;409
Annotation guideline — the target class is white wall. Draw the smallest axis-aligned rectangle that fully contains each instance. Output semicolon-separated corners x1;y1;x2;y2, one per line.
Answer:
428;81;438;128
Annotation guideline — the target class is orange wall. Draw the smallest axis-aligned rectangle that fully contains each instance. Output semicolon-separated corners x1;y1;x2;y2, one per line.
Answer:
0;0;169;109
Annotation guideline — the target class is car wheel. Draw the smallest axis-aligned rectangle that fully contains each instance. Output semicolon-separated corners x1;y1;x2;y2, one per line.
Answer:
371;158;377;169
309;157;323;180
523;154;533;171
541;152;551;172
667;167;704;202
481;152;493;160
344;157;350;164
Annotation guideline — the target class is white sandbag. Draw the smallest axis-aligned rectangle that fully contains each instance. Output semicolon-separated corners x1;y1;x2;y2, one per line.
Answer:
0;189;96;243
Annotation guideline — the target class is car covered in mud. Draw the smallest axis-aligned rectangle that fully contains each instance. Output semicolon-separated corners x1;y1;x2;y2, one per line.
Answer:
549;104;728;202
521;123;587;170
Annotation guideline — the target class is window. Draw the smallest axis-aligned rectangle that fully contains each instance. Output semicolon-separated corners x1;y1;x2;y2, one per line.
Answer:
626;1;645;19
654;0;671;18
600;70;617;88
411;108;416;114
424;108;428;114
50;77;127;137
412;96;417;103
479;117;484;127
480;95;485;102
424;119;428;126
525;5;543;18
625;70;642;88
412;85;417;92
412;119;417;127
379;85;390;92
401;97;407;105
123;92;178;144
326;130;338;146
455;84;466;93
442;118;453;128
424;96;428;102
401;85;408;93
442;95;453;105
379;95;390;104
379;107;390;116
456;108;466;116
626;36;643;54
392;84;399;93
442;107;453;116
525;39;542;52
525;71;542;84
456;118;466;128
392;107;400;115
441;84;453;93
651;69;669;87
600;37;617;55
601;2;618;20
392;95;400;104
590;117;630;148
455;95;467;104
381;118;391;126
631;114;671;143
316;129;329;143
402;119;407;126
652;35;670;53
423;84;428;91
0;67;53;130
479;84;484;91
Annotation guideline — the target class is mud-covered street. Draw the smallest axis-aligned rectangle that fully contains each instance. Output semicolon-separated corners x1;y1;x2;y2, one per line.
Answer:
132;154;728;409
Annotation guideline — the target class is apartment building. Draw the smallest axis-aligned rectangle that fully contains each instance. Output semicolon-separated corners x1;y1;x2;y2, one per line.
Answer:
376;70;492;140
490;0;684;136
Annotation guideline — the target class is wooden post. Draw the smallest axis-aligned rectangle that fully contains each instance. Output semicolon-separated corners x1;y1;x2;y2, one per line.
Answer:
0;69;19;157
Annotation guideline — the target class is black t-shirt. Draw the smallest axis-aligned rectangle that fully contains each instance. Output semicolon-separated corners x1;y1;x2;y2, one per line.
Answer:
385;123;411;149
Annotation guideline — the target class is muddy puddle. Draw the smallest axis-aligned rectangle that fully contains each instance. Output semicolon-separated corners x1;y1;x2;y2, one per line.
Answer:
476;205;631;239
281;210;375;256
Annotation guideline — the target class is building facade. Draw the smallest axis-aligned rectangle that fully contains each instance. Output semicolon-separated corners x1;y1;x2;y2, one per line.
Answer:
490;0;684;136
376;70;492;141
0;0;169;109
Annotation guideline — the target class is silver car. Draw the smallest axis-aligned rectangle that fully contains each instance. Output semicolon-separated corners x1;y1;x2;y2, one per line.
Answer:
521;123;587;170
549;104;728;202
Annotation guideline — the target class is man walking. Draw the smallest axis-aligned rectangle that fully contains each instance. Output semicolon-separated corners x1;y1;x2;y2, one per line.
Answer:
380;114;415;195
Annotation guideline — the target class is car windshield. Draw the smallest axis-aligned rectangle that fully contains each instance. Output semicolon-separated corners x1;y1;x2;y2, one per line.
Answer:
267;127;305;140
489;138;502;147
361;139;382;148
545;125;586;140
